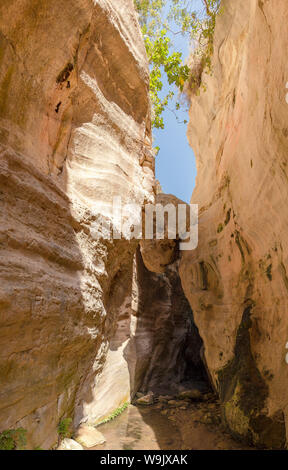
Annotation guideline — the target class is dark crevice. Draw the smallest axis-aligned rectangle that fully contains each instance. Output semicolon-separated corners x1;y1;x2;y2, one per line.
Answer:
199;261;209;291
55;101;62;113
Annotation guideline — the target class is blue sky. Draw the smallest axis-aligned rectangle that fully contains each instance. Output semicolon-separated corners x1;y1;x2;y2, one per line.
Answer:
154;95;196;204
153;1;203;203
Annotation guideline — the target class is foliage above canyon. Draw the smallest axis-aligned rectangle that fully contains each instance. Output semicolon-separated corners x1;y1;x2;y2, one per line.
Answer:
134;0;221;129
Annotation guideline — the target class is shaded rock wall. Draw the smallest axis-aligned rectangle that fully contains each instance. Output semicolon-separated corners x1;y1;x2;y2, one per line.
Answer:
0;0;154;448
180;0;288;448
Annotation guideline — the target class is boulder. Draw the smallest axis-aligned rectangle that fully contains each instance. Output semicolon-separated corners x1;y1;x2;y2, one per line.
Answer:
75;425;106;448
178;390;202;401
135;393;154;406
167;400;184;408
0;0;154;448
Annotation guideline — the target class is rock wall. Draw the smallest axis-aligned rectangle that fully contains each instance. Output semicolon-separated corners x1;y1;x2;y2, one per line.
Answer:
0;0;154;449
180;0;288;448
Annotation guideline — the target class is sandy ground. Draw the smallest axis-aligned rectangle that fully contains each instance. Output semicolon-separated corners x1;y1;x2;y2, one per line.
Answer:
90;399;253;450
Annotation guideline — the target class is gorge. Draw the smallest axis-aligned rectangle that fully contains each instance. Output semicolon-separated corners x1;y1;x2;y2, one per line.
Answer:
0;0;288;451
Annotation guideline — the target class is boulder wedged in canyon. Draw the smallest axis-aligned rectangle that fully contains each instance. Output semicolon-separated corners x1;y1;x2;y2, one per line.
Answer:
139;193;184;274
180;0;288;448
0;0;154;449
139;192;195;274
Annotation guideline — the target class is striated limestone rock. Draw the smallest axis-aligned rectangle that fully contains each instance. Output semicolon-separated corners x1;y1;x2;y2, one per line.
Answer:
140;193;193;274
0;0;154;449
180;0;288;448
140;194;181;274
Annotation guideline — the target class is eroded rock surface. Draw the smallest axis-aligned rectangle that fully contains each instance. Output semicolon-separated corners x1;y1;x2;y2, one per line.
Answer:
0;0;154;448
180;0;288;448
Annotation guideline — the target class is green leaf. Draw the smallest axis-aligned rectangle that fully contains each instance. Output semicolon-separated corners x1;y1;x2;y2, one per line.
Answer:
134;0;221;130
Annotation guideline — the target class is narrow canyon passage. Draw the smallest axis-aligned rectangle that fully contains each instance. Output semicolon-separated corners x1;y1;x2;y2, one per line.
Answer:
88;402;252;451
1;0;288;452
128;246;211;397
84;244;252;451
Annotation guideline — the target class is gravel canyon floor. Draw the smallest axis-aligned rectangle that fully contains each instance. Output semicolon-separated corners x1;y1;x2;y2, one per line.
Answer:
90;402;252;451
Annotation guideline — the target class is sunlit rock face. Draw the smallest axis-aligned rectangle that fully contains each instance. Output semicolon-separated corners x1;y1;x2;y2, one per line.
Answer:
0;0;154;448
180;0;288;448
